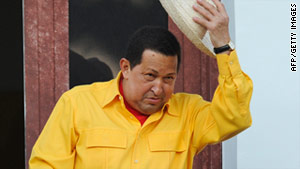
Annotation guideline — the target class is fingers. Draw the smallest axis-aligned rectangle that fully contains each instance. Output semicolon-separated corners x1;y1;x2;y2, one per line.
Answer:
192;0;231;48
192;0;218;29
192;16;210;29
196;0;218;17
194;0;228;18
193;4;214;21
211;0;227;15
192;0;229;28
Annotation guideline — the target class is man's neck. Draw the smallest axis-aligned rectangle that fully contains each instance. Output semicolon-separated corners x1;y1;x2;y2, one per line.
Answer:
119;76;149;125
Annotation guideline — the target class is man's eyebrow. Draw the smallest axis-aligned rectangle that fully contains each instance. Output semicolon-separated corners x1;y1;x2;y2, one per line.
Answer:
148;69;159;74
147;69;176;76
166;73;176;76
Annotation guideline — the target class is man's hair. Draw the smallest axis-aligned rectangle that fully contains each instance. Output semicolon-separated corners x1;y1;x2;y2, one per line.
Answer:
125;26;181;72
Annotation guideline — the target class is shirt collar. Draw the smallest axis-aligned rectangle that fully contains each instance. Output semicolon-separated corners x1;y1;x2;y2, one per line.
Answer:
96;71;122;108
163;95;179;117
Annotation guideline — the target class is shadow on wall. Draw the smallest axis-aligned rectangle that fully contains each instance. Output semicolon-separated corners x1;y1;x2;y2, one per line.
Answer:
69;0;168;76
69;50;114;88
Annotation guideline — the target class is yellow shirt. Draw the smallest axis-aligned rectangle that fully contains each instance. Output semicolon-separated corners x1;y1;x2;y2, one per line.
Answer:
29;50;253;169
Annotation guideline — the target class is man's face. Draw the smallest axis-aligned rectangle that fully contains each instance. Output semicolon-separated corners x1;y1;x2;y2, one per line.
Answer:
121;49;178;115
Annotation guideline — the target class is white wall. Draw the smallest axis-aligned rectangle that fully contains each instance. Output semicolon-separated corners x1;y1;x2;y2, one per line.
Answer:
223;0;300;169
222;1;237;169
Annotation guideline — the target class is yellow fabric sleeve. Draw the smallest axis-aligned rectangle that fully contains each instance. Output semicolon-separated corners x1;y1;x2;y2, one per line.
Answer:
192;50;253;153
29;93;78;169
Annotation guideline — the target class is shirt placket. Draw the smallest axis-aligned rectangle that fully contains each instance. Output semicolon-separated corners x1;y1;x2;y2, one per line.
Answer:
131;127;143;169
130;109;165;169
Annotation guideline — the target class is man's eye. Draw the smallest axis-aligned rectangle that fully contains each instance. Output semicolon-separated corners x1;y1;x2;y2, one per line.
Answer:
146;73;154;77
144;73;155;80
164;76;175;82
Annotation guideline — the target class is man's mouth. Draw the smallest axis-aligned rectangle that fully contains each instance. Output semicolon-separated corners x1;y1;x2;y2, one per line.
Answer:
145;97;162;104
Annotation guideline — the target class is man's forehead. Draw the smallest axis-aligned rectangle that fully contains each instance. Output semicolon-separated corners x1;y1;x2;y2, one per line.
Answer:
141;50;177;63
133;49;178;73
141;49;177;59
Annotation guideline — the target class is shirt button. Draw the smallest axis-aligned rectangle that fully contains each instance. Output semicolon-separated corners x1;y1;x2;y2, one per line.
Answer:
119;96;122;100
130;116;134;119
229;61;233;65
134;160;139;163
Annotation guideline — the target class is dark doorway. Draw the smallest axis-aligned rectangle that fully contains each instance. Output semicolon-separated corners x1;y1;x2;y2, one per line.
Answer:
69;0;168;87
0;0;24;168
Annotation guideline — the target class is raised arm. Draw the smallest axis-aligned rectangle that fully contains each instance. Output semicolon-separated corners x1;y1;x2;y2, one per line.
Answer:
190;0;253;152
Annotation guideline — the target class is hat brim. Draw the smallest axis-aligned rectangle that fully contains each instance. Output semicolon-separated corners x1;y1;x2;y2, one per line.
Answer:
159;0;216;58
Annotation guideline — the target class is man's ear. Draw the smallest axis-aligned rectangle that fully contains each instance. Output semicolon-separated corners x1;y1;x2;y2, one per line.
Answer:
120;58;131;79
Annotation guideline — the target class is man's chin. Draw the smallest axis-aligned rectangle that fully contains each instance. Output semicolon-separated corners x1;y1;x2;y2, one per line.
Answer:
139;104;163;115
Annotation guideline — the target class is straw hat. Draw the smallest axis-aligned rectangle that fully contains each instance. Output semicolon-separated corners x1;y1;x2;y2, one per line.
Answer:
159;0;216;58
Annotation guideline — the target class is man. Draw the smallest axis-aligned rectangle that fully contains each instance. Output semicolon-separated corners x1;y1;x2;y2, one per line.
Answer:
29;0;253;168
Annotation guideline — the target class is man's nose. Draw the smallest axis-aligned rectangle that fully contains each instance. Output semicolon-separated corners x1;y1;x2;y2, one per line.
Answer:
151;79;163;96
